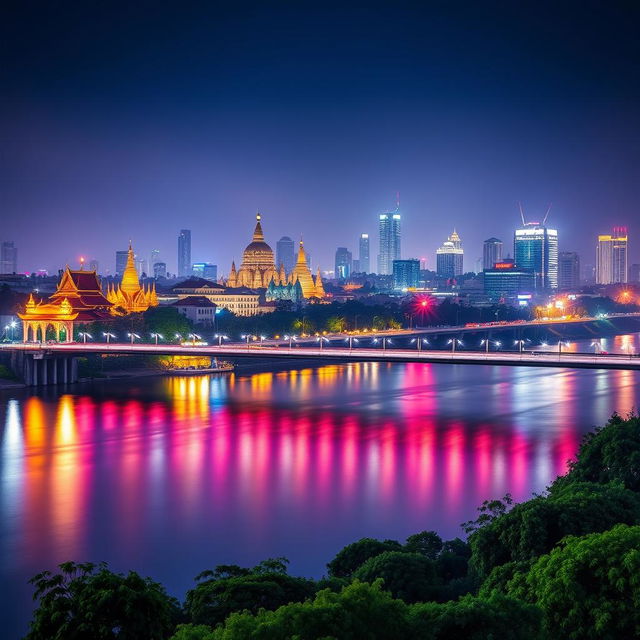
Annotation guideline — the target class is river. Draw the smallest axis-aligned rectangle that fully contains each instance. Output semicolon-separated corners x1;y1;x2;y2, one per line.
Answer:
1;333;639;637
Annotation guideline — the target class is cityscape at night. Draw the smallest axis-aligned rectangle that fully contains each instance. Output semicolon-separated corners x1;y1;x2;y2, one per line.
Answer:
2;3;640;639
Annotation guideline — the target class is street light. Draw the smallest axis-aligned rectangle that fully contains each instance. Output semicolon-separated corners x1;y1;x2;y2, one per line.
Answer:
150;332;163;345
591;340;603;354
214;333;228;346
316;336;329;350
175;333;183;343
8;320;17;341
259;335;266;347
241;334;252;348
480;339;500;354
344;336;359;351
447;338;463;353
78;332;92;344
373;337;392;350
284;334;297;349
103;332;116;343
410;337;429;352
127;332;141;344
187;333;201;345
557;340;569;356
514;339;526;354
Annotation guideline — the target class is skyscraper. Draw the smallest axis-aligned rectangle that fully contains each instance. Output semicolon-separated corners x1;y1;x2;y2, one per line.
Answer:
596;227;628;284
153;262;167;278
483;237;503;270
335;247;353;279
514;221;558;290
276;236;296;273
1;241;17;273
436;230;464;278
115;250;128;276
377;211;401;275
359;233;370;273
393;259;420;289
558;251;581;290
178;229;192;277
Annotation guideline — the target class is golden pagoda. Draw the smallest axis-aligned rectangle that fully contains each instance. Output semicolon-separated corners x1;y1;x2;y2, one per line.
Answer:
106;242;158;313
226;215;325;299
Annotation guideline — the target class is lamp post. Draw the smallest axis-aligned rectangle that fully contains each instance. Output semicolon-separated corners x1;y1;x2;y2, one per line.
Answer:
345;336;359;351
127;332;140;344
316;336;329;350
241;334;252;348
188;333;200;345
558;341;569;356
150;332;163;345
9;320;16;341
514;339;526;354
591;340;602;354
78;332;92;344
214;333;228;347
284;334;297;349
411;337;428;352
447;338;462;353
175;333;183;343
103;332;116;344
373;337;391;350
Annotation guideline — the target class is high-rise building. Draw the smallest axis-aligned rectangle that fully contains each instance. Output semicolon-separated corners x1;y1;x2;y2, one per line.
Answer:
558;251;581;290
276;236;296;273
483;237;503;270
596;227;628;284
335;247;353;279
352;259;360;273
178;229;192;277
393;259;420;289
629;264;640;283
89;259;99;273
1;241;17;273
153;262;167;278
484;261;535;302
192;262;218;280
150;249;160;271
436;230;464;278
359;233;370;273
377;211;401;275
514;222;558;290
115;250;128;276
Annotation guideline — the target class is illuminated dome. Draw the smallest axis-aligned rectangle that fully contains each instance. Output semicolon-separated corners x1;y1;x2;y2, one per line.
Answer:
241;214;275;269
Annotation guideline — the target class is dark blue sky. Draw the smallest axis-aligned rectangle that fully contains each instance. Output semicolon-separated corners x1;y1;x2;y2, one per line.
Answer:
2;1;639;274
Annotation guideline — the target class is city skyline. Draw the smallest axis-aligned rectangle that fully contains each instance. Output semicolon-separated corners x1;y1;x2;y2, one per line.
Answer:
2;4;640;274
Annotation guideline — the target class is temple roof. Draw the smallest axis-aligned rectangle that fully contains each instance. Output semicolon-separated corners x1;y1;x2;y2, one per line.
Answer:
171;296;217;307
50;266;112;308
172;277;224;291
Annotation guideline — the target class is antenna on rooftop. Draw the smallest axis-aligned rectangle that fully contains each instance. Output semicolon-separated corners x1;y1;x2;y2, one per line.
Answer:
542;203;552;225
518;202;526;226
396;191;400;209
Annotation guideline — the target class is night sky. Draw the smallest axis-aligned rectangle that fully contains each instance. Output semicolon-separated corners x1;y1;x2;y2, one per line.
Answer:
2;2;639;275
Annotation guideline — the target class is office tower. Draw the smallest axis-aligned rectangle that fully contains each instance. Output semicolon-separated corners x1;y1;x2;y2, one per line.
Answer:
596;227;628;284
393;259;420;289
135;258;147;277
115;250;128;276
335;247;353;279
178;229;192;277
436;230;464;278
89;259;99;273
150;249;160;271
153;262;167;278
192;262;217;280
630;264;640;283
483;237;503;270
483;262;535;302
276;236;296;274
359;233;370;273
514;220;558;290
377;211;401;275
1;241;17;273
352;259;360;273
558;251;581;290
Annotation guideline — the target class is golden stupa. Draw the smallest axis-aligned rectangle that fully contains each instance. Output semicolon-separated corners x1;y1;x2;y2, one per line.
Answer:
227;214;325;298
106;242;158;313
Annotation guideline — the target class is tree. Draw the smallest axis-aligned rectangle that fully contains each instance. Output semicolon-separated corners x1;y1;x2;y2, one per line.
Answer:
26;561;179;640
145;307;193;339
405;530;443;559
556;413;640;492
327;537;403;578
409;592;542;640
352;551;438;603
467;482;640;581
185;559;315;627
182;581;412;640
510;524;640;640
325;315;347;333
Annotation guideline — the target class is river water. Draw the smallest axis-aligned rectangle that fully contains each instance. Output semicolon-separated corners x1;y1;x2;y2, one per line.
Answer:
1;333;639;637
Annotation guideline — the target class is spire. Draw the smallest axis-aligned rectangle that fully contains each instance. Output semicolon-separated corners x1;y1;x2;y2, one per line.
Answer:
252;213;265;242
120;241;141;295
296;240;307;265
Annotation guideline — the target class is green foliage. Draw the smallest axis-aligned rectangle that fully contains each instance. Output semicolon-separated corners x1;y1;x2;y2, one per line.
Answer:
468;482;640;581
511;524;640;640
326;537;403;578
557;412;640;492
405;530;443;559
145;306;193;338
185;558;315;627
352;551;438;603
409;592;543;640
325;315;347;332
26;561;179;640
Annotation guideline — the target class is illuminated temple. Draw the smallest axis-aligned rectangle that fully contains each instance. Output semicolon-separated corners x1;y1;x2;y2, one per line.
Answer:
106;243;158;313
226;214;325;299
19;242;158;342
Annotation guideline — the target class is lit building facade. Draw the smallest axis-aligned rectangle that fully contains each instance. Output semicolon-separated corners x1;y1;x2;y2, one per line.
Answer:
377;211;401;275
436;230;464;278
359;233;370;273
558;251;580;290
483;262;535;302
0;241;17;274
115;250;128;276
335;247;352;279
483;238;503;271
192;262;217;280
514;223;558;290
153;262;167;278
276;236;296;274
393;259;420;289
178;229;192;277
596;228;628;284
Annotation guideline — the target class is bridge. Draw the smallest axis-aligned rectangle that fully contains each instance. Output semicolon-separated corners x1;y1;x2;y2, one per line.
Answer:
1;340;639;386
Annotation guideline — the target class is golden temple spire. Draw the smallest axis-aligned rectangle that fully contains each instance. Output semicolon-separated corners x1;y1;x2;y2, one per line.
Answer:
252;213;265;242
120;241;141;295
